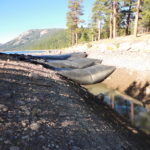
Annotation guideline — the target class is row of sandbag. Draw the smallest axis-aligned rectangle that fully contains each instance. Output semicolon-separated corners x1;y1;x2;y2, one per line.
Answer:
31;52;87;60
31;52;102;70
31;52;116;85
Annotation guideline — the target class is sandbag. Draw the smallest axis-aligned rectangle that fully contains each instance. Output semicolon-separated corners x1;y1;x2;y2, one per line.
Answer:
67;52;87;60
59;64;116;85
31;52;87;60
31;54;70;60
47;58;102;69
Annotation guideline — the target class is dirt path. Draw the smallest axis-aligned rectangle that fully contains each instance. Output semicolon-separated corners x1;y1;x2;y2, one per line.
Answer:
0;55;150;150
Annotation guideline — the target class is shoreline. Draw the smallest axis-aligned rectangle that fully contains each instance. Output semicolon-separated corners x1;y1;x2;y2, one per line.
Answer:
0;52;149;105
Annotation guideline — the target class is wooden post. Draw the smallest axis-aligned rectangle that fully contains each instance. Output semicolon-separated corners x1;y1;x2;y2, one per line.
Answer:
130;102;134;124
111;94;115;109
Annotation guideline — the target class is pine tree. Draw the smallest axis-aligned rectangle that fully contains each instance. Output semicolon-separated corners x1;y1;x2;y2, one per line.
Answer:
91;0;114;40
141;0;150;32
134;0;141;37
112;0;124;38
92;0;103;40
67;0;84;45
109;1;113;39
125;0;134;35
113;1;118;38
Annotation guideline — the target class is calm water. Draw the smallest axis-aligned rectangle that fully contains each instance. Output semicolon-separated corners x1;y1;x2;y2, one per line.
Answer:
84;83;150;134
0;50;47;55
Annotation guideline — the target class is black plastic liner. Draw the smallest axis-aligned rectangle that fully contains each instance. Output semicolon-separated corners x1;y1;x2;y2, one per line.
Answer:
59;64;116;85
47;58;102;69
32;52;87;60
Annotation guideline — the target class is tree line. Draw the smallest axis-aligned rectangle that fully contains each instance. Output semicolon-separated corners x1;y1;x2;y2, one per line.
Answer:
67;0;150;45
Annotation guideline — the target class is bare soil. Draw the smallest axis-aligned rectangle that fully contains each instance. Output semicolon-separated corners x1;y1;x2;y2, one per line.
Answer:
0;54;150;150
103;68;150;106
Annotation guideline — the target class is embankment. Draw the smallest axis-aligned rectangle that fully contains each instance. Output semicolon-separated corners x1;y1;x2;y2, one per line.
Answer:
1;55;150;149
46;34;150;106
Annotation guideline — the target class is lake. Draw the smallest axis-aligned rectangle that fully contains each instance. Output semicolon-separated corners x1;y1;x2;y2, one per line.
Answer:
0;50;47;55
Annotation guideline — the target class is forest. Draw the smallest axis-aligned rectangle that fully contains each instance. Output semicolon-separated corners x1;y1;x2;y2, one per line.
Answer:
30;0;150;49
67;0;150;44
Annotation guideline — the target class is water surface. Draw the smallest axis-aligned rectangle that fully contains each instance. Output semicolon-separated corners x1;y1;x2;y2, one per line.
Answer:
84;83;150;134
1;50;47;55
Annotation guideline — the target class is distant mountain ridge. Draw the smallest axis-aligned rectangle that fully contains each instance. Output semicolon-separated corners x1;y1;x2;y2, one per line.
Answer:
0;28;64;51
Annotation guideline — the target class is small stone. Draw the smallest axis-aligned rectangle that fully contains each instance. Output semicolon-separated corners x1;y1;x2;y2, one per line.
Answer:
145;86;150;95
13;90;16;94
25;110;30;115
9;146;19;150
29;72;39;79
0;104;8;112
6;130;13;134
38;135;45;141
22;135;29;140
4;140;11;144
42;146;49;150
48;144;51;147
30;122;40;130
1;63;5;67
71;146;80;150
17;101;25;105
21;121;26;127
96;93;104;101
56;145;59;149
69;140;74;144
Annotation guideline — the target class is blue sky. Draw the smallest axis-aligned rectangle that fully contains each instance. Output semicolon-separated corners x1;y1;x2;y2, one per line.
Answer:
0;0;94;43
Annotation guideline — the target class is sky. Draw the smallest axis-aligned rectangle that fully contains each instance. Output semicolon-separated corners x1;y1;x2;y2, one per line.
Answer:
0;0;94;43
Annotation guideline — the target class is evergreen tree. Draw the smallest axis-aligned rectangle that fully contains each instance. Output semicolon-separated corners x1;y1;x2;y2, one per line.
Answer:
67;0;84;45
92;0;105;40
119;0;135;35
141;0;150;32
78;27;90;42
112;0;124;38
109;1;113;39
134;0;141;37
91;0;114;39
113;1;118;38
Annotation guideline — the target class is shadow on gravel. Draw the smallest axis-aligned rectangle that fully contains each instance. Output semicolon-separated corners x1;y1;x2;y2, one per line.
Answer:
0;67;86;150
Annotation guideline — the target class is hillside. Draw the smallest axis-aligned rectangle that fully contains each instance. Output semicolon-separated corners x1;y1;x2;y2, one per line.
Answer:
0;29;65;51
28;29;70;50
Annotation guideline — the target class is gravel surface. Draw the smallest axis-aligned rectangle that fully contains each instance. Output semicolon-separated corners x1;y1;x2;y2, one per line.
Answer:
0;54;150;150
87;50;150;71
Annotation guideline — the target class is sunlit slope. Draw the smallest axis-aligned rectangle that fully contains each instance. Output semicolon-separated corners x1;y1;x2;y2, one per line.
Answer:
0;29;68;51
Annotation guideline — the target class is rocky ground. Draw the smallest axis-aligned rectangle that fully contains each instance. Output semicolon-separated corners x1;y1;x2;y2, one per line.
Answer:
0;54;150;150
